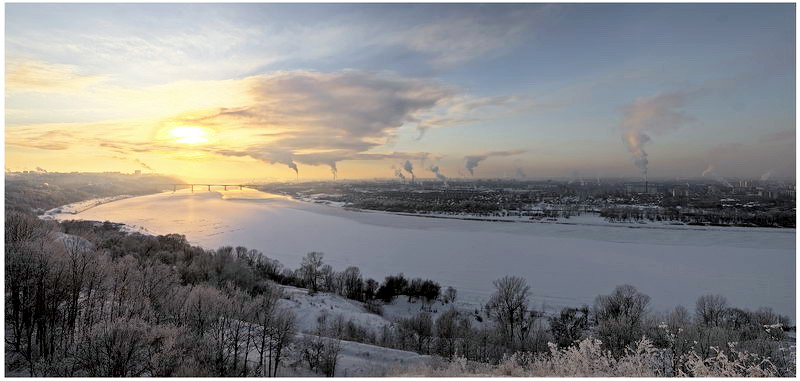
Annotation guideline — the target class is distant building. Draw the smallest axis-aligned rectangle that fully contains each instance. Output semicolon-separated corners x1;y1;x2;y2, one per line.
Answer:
626;183;658;195
134;170;142;175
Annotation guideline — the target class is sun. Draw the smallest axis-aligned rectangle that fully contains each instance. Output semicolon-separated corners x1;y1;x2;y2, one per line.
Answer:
168;126;212;145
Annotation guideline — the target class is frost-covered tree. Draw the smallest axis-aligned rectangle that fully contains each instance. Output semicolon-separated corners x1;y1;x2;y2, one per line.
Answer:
549;306;589;348
593;284;651;355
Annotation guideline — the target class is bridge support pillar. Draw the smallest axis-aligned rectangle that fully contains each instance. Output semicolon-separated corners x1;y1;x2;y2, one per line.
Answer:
173;184;176;192
224;185;227;190
208;185;211;191
240;185;243;190
191;185;194;193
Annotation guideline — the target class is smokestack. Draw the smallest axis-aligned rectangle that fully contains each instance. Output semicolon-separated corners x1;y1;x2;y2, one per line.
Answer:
644;173;648;194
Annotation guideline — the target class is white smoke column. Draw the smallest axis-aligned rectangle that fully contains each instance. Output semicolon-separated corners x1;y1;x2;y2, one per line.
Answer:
403;160;415;183
35;167;47;173
760;169;773;181
621;91;694;181
393;168;406;181
515;168;527;179
428;165;447;182
464;155;487;176
702;165;733;188
329;162;337;180
464;149;525;176
281;160;299;181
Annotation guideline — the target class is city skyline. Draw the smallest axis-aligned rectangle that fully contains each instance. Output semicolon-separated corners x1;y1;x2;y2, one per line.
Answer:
5;3;796;183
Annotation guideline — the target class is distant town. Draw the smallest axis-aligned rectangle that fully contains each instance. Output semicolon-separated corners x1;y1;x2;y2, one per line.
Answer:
257;177;796;228
6;169;795;229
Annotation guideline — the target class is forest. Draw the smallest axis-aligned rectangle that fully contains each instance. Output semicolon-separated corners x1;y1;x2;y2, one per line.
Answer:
5;209;796;377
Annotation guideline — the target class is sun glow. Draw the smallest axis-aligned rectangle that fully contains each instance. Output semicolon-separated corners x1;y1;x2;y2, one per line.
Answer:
168;126;212;145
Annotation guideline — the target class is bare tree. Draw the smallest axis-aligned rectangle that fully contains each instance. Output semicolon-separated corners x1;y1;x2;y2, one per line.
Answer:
269;309;297;377
695;294;727;327
252;285;280;377
300;252;324;294
341;266;363;301
486;276;531;349
443;286;458;304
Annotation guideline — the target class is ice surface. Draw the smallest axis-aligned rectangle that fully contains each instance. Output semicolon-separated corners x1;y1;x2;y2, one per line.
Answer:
52;188;796;319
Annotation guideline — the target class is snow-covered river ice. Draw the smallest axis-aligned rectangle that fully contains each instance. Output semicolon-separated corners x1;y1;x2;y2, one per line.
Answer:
49;188;796;319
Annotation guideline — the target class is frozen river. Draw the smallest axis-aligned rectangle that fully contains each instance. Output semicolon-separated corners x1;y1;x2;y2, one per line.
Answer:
51;188;796;319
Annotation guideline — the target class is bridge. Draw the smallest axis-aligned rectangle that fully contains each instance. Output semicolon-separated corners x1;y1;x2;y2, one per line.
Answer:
164;184;252;192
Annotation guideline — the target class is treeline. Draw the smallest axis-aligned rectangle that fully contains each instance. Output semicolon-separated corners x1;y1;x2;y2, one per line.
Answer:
5;172;181;215
601;206;796;228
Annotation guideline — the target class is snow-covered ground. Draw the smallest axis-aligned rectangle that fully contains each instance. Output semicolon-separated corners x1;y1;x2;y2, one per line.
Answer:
50;188;796;319
278;286;392;333
263;286;432;376
41;194;134;218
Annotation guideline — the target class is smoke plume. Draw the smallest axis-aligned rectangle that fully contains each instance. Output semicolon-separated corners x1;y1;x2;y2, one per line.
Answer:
35;166;47;173
464;149;525;176
621;91;695;179
760;169;773;181
701;165;733;188
403;160;415;182
428;165;447;182
393;167;406;180
134;159;154;171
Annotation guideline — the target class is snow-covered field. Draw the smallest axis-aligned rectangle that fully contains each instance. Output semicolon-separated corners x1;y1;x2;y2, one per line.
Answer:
271;286;430;376
50;188;796;319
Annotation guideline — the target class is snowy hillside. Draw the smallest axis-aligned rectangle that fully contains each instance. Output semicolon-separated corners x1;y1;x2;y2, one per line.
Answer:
278;286;392;333
272;286;433;376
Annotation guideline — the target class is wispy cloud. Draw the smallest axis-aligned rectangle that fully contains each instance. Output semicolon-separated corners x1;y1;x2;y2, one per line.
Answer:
759;129;795;143
6;59;107;93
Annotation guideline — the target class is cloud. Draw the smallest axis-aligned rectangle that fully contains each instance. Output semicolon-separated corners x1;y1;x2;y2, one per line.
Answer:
7;5;553;88
759;129;795;143
6;58;107;93
464;149;526;175
413;95;528;140
388;5;554;69
6;129;75;150
6;67;526;179
178;70;468;175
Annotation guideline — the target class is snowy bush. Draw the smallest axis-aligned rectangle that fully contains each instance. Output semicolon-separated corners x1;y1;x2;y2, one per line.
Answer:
388;337;792;377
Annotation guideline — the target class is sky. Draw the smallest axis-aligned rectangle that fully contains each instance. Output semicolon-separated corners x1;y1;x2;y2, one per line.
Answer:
5;3;796;182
